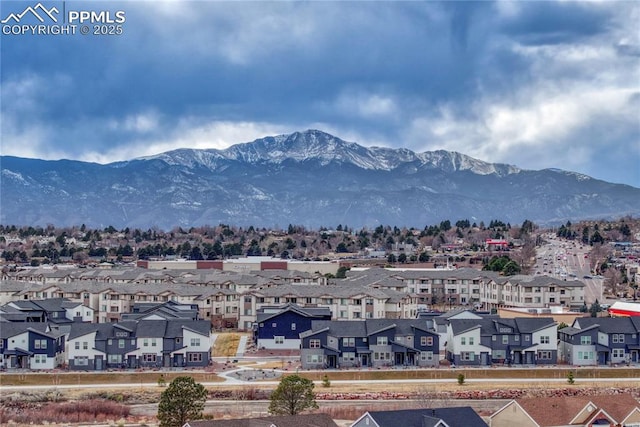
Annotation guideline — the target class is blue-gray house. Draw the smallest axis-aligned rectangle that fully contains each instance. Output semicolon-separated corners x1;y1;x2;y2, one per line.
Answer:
300;319;439;369
254;303;332;350
0;322;65;370
559;317;640;366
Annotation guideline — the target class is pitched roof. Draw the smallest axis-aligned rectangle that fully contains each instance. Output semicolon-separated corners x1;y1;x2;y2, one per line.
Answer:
184;413;339;427
256;303;331;323
309;320;367;338
574;317;639;334
0;322;50;339
364;407;487;427
503;395;640;426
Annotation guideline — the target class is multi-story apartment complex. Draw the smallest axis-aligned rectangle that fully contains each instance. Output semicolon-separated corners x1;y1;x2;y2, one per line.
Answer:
2;265;585;330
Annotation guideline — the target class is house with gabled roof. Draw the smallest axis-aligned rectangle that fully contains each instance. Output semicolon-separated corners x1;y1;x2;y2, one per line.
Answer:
351;407;487;427
67;319;211;370
490;394;640;427
446;317;557;366
254;303;332;350
558;317;640;365
0;322;65;370
121;300;200;322
299;318;438;369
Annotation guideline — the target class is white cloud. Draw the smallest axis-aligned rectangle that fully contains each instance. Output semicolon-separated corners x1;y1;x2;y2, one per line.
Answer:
79;120;292;163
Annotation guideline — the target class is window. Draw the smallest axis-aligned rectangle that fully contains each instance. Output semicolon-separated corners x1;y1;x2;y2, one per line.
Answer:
612;334;625;343
339;311;347;318
420;351;434;361
421;336;433;346
492;350;506;360
75;356;89;366
343;337;355;347
83;341;88;350
75;342;80;350
272;322;277;328
577;351;593;360
366;299;373;305
580;336;591;345
151;339;157;347
461;337;466;345
373;352;390;361
377;336;388;345
143;339;149;347
118;339;125;349
342;352;356;361
460;351;475;361
306;354;322;363
274;336;284;344
469;337;474;345
538;351;552;360
188;353;203;362
540;336;550;344
34;339;47;350
353;312;361;318
612;348;625;358
143;354;156;363
291;323;296;330
108;354;122;364
34;354;46;364
502;335;509;344
190;338;201;347
309;339;321;348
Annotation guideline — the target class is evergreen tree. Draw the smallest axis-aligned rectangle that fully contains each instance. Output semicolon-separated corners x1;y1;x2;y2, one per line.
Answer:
268;375;318;415
157;376;207;427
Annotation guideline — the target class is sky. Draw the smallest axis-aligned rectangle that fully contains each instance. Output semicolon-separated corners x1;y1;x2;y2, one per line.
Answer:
1;1;639;187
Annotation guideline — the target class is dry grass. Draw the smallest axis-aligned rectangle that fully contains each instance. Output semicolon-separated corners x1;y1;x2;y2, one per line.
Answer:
0;371;224;387
213;333;242;357
0;399;130;424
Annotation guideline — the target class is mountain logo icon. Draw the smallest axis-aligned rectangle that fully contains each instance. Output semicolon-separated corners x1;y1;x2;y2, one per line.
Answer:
1;3;59;24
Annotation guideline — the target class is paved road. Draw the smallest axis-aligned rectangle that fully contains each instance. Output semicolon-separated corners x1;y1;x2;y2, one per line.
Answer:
2;374;639;392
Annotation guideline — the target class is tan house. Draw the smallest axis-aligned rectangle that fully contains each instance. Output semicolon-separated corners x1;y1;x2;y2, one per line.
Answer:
490;394;640;427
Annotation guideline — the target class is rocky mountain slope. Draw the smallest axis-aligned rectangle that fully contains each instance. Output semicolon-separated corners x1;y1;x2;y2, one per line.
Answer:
2;130;639;229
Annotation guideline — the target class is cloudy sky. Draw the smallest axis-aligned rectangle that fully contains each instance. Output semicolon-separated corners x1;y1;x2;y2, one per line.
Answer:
2;1;639;187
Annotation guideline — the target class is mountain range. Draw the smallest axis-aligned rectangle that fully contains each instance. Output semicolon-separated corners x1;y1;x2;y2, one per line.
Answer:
2;129;639;229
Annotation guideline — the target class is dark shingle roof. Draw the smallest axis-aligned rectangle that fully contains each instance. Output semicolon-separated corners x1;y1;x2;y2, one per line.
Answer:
365;407;487;427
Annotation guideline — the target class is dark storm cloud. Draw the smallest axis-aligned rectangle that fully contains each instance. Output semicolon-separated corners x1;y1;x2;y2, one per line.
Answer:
1;1;638;187
499;2;614;45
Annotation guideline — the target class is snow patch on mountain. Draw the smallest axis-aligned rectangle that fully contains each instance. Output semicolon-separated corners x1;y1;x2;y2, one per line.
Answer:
137;129;522;177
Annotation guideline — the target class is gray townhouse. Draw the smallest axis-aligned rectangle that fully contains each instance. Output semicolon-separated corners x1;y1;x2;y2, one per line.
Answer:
558;317;640;366
446;317;557;366
299;318;439;369
0;322;65;370
67;319;212;370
